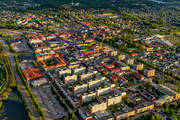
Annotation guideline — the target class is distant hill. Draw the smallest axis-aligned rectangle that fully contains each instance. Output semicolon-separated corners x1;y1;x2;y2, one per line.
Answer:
0;0;179;11
33;0;180;10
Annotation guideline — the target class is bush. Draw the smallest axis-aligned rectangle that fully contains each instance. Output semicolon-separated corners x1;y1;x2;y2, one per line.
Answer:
0;101;2;108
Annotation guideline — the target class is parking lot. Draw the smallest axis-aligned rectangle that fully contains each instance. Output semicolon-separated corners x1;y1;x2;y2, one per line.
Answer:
32;85;67;120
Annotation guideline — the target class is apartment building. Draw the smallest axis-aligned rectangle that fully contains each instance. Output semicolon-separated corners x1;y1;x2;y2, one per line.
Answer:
80;71;97;81
89;101;107;113
154;95;174;106
73;83;88;94
134;64;144;71
107;92;126;106
64;74;78;84
118;54;126;61
113;108;135;120
78;107;93;120
125;58;134;65
144;69;155;77
134;102;154;114
80;92;96;102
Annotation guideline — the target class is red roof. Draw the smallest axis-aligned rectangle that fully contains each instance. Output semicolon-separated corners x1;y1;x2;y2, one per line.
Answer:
22;68;43;81
131;53;138;56
62;37;68;41
106;64;115;68
38;34;45;40
111;68;120;73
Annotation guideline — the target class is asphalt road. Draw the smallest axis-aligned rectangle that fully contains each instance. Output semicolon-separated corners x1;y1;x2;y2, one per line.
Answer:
0;38;39;120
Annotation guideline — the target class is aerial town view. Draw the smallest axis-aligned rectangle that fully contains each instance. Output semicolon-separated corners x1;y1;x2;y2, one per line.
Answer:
0;0;180;120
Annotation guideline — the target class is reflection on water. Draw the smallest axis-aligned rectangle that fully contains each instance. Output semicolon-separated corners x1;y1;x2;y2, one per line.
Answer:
0;91;28;120
149;0;165;4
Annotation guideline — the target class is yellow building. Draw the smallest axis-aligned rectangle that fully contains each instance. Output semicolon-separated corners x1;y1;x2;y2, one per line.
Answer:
154;95;174;106
135;103;154;114
113;109;135;120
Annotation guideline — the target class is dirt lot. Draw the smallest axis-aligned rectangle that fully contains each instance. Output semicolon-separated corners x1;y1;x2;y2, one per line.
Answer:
31;85;67;120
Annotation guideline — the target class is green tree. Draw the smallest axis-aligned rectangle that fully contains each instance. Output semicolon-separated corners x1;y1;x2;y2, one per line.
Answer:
0;101;2;108
151;115;156;120
156;113;161;120
62;41;65;46
174;102;178;108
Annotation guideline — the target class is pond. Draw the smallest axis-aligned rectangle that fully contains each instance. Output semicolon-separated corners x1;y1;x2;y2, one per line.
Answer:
0;91;28;120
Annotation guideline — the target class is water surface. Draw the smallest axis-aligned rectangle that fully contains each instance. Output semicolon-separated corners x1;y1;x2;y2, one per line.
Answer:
1;92;28;120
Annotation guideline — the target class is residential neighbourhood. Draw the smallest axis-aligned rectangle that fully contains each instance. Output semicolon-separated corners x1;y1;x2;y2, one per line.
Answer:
0;0;180;120
3;26;180;120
